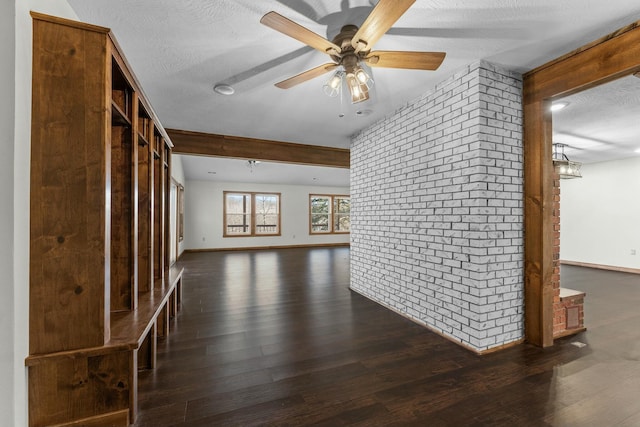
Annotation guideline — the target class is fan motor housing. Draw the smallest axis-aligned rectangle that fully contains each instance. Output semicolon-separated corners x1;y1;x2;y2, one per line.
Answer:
330;24;362;63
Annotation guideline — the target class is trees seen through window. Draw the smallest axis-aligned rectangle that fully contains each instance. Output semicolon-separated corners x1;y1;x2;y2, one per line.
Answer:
224;192;280;237
310;194;350;234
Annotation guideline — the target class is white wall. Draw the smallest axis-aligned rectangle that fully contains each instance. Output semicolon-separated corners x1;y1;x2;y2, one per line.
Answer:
351;61;524;352
185;180;350;250
560;156;640;269
0;1;16;424
171;154;186;257
7;2;78;426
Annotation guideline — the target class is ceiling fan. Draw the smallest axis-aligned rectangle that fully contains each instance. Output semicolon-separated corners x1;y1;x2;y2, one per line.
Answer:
260;0;446;104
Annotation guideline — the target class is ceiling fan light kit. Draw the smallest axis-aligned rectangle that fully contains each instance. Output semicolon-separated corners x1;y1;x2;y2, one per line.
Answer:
346;70;370;103
323;70;344;97
260;0;445;106
246;160;261;173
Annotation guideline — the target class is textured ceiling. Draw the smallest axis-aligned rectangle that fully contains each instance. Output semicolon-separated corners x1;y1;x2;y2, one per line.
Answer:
553;75;640;164
177;155;350;187
66;0;640;184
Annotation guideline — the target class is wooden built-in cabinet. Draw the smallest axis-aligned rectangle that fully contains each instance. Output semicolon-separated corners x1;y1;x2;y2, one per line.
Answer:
27;12;182;427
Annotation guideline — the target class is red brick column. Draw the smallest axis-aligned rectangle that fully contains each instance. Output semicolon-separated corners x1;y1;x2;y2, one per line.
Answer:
552;171;564;335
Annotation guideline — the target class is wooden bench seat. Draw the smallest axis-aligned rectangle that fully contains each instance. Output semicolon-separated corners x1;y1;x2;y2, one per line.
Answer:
110;266;184;348
26;266;183;366
26;266;183;426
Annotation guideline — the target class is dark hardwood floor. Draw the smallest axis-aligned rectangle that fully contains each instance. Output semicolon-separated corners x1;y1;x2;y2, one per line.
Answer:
135;249;640;426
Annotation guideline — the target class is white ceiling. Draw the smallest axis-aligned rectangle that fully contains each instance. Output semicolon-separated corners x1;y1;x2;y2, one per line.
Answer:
66;0;640;184
553;75;640;164
177;155;350;187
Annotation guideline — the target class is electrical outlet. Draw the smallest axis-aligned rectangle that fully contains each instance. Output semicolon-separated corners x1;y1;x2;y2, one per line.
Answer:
631;249;636;256
202;237;206;241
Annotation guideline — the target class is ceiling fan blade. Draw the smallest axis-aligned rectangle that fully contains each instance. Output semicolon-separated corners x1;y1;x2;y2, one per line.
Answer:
261;11;341;56
351;0;416;53
275;63;338;89
364;51;446;70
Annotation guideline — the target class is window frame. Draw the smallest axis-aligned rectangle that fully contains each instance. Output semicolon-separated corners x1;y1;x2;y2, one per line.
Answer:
309;194;350;235
223;191;281;237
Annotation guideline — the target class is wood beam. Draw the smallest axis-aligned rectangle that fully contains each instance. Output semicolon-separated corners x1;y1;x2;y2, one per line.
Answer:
522;97;555;348
167;129;350;169
523;20;640;102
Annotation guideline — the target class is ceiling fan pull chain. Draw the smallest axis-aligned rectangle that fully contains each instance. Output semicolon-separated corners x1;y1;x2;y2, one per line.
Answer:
339;74;346;118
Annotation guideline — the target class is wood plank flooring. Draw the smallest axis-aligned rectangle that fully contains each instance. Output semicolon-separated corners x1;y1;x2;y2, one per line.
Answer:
135;249;640;426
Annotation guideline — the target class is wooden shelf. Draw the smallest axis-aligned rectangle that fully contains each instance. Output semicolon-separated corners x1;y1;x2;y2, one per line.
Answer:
137;132;150;146
111;100;131;127
29;12;177;427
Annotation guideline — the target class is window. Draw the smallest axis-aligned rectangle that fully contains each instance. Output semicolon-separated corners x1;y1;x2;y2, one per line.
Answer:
309;194;350;234
333;196;351;232
178;184;184;242
224;192;280;237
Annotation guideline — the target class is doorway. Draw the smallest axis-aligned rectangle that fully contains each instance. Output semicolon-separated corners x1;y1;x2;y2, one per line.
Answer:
523;20;640;346
551;74;640;336
169;179;178;265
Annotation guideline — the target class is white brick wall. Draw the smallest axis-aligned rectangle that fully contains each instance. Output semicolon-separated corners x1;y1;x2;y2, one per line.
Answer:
350;61;524;352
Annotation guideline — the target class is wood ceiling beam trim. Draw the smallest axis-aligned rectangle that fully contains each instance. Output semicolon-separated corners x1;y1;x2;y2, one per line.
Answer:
524;19;640;101
167;129;349;169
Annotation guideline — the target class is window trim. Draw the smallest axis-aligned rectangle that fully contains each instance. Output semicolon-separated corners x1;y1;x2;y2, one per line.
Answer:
309;194;350;235
223;191;281;237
